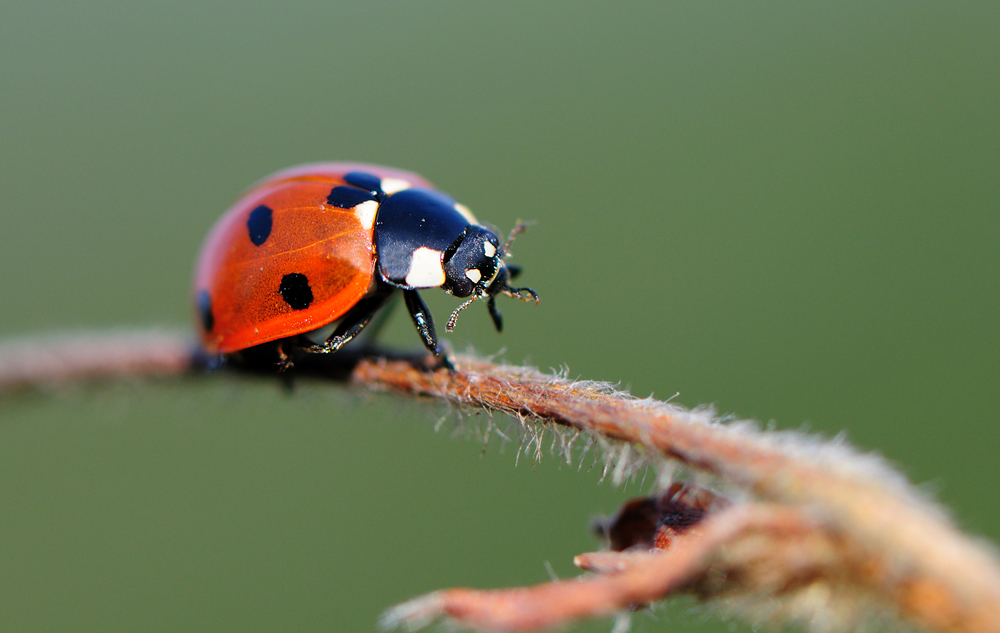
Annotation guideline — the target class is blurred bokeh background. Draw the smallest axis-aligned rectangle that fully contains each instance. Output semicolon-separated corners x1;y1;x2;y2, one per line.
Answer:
0;2;997;631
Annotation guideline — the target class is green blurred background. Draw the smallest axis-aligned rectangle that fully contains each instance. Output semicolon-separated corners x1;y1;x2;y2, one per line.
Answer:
1;2;997;631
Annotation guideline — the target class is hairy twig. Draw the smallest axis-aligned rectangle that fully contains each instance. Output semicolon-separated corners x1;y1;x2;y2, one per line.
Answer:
0;329;197;391
381;503;831;631
357;357;1000;633
2;331;998;633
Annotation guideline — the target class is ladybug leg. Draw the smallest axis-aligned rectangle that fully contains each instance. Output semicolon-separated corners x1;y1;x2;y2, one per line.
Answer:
403;289;454;370
307;292;393;354
276;340;295;372
503;285;540;304
487;296;503;332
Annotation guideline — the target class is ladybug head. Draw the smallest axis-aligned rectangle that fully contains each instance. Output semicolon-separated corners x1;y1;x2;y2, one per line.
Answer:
443;224;538;333
442;226;502;298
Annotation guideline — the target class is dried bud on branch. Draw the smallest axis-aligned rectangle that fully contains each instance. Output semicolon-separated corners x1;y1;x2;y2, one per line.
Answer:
357;356;1000;633
1;334;998;633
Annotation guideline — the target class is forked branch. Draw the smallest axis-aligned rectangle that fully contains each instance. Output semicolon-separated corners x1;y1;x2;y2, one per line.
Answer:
356;357;1000;633
2;332;998;633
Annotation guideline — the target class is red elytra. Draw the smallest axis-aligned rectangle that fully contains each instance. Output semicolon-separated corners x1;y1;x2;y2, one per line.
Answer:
193;163;432;354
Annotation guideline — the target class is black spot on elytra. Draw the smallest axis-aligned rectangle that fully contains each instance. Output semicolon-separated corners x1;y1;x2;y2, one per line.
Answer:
197;289;214;332
279;273;313;310
326;186;376;209
344;171;384;196
247;205;273;246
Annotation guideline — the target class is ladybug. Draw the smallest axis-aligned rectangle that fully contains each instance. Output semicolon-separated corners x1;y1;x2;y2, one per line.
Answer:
193;163;537;368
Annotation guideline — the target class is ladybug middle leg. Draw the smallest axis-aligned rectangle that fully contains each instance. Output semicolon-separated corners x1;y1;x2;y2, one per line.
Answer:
307;288;394;354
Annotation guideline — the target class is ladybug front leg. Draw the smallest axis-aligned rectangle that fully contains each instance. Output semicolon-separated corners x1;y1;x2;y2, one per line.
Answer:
403;290;453;370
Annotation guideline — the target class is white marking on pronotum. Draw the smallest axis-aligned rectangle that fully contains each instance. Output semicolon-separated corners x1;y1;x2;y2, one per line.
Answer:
465;268;482;283
353;200;379;230
483;242;496;257
405;247;446;287
454;203;477;224
380;178;411;195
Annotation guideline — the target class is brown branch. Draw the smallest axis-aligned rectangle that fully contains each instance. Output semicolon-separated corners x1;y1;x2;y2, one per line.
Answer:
2;332;999;633
0;329;197;391
380;503;835;631
357;357;1000;633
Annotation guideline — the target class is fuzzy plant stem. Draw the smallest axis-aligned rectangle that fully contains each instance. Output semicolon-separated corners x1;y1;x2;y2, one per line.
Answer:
2;331;999;633
360;356;1000;633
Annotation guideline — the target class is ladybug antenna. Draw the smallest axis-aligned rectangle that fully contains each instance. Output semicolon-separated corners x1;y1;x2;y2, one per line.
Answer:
446;295;479;332
502;220;532;257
